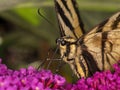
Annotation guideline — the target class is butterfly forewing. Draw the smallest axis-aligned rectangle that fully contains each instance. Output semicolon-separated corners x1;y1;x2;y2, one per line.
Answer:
85;12;120;36
55;0;85;39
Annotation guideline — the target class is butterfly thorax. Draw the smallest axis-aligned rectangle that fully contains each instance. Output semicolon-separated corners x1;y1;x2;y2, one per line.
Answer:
57;36;89;78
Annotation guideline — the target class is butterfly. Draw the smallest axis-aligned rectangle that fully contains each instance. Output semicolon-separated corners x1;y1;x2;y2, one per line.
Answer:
54;0;120;78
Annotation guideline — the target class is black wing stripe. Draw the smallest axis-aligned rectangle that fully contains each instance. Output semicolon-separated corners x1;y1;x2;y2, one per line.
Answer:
74;61;82;78
55;0;85;38
111;14;120;29
82;45;100;75
102;12;120;31
79;60;87;77
101;32;108;70
87;12;120;35
71;0;85;33
58;20;66;36
62;0;72;16
96;19;109;32
55;1;74;36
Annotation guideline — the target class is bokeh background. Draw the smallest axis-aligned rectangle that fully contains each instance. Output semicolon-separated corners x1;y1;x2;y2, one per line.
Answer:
0;0;120;82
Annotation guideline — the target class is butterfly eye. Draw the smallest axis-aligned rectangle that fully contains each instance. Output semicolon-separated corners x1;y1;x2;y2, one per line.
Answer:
61;40;66;46
56;38;61;45
56;38;67;46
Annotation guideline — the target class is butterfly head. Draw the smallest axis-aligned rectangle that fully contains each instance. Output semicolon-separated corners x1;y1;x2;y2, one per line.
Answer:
56;36;76;45
56;36;78;63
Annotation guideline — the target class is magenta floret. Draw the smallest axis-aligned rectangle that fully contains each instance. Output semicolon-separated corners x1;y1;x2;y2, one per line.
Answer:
65;61;120;90
0;58;66;90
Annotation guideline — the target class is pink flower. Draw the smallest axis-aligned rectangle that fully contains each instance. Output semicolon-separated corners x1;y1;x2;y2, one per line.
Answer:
65;61;120;90
0;58;66;90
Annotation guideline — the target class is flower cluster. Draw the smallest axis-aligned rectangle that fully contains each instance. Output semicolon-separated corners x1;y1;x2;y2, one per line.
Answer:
65;62;120;90
0;57;120;90
0;58;66;90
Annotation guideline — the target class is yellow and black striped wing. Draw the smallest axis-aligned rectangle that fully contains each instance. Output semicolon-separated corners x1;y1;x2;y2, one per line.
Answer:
85;12;120;36
54;0;85;39
78;12;120;77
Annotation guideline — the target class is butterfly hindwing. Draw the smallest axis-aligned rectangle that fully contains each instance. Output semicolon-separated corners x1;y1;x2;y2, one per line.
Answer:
85;12;120;36
80;12;120;73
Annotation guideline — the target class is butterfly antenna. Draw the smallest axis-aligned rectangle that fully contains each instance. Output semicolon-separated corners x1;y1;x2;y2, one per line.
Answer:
55;55;66;73
37;48;53;70
37;58;47;70
37;59;46;70
38;8;54;26
46;45;59;69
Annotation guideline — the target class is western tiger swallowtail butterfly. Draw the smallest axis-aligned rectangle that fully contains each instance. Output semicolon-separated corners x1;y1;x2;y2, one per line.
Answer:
54;0;120;78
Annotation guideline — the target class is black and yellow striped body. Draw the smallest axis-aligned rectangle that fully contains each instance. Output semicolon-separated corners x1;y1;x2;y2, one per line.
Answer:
55;0;120;78
57;36;89;77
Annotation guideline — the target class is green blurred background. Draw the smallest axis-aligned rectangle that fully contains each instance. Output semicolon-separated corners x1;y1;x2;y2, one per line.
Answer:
0;0;119;82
